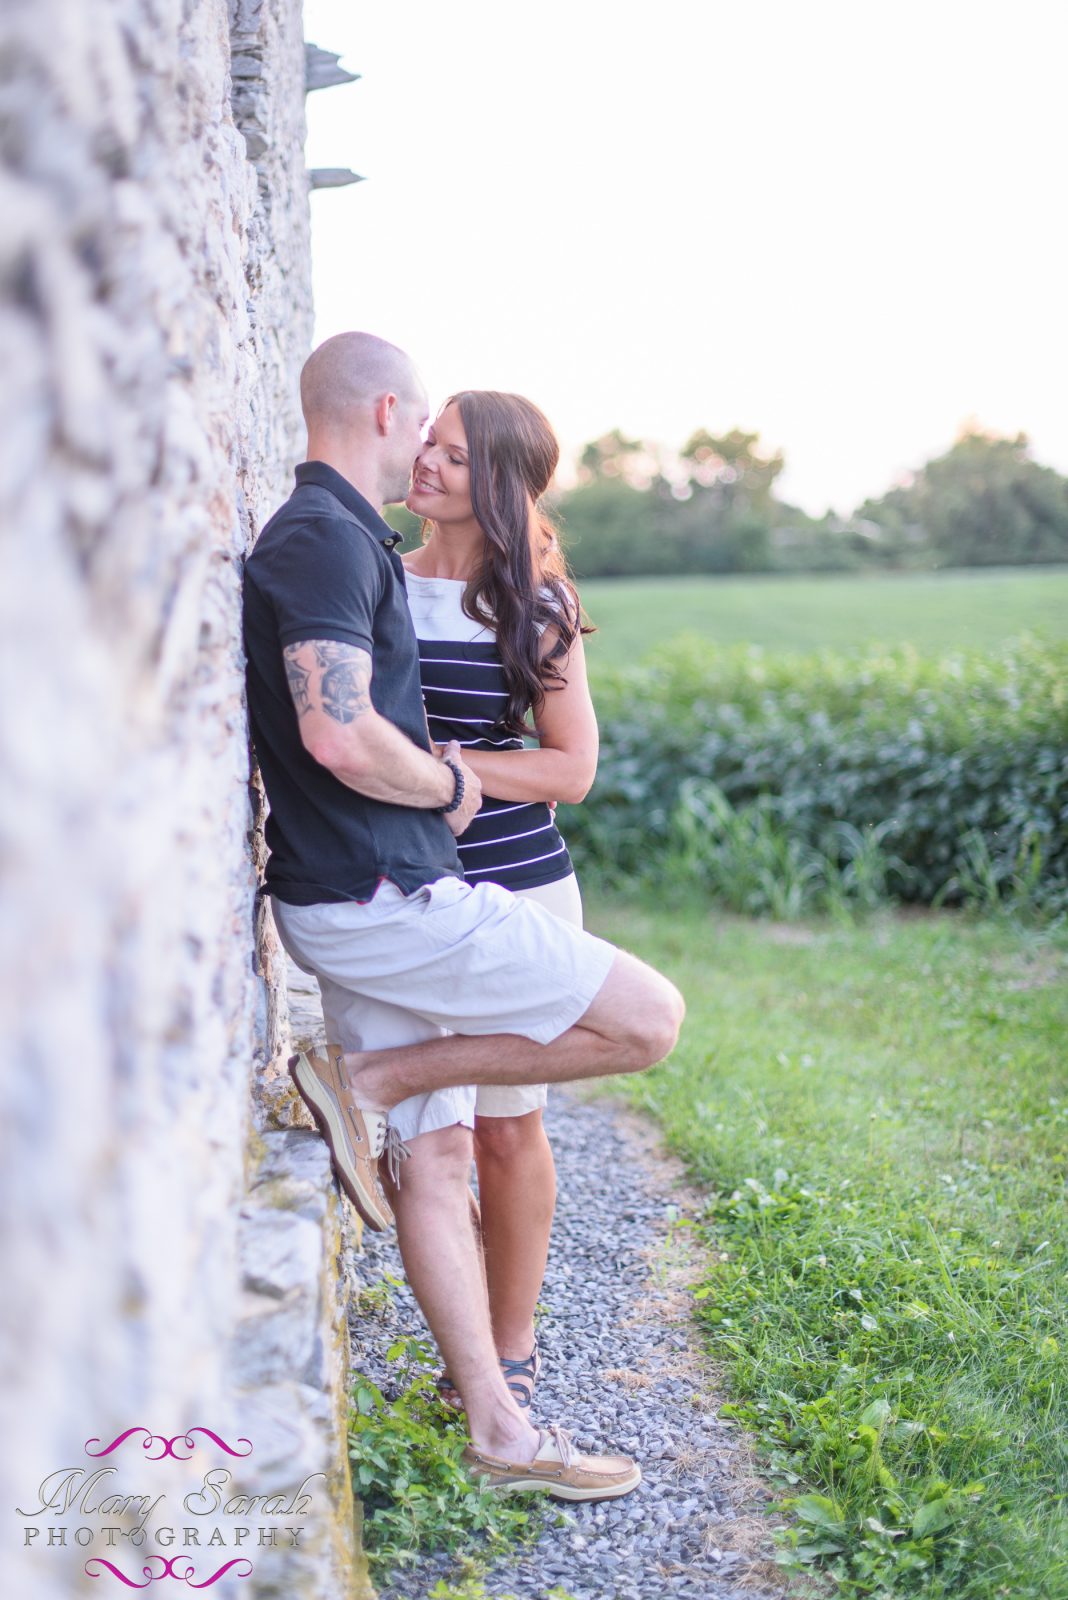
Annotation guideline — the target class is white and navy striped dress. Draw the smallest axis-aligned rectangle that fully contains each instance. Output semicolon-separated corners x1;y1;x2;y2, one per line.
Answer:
404;573;574;891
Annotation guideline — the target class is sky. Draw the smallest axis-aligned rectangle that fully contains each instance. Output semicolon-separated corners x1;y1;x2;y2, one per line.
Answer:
302;0;1067;516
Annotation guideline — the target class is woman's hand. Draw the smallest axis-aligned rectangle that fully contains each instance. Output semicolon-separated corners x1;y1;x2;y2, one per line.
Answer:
438;740;482;835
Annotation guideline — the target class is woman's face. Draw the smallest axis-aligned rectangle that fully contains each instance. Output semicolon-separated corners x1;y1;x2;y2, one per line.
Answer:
407;403;474;525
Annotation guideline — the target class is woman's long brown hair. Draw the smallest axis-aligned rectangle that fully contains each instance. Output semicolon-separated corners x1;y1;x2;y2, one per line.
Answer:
433;390;592;736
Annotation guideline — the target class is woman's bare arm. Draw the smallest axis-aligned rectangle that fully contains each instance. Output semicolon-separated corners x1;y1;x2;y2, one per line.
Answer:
459;628;598;804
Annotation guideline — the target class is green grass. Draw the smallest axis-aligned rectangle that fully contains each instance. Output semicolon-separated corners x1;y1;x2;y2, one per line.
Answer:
585;897;1068;1598
578;567;1068;670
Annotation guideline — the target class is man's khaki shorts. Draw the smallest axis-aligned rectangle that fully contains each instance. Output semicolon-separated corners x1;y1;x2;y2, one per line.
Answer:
271;874;615;1143
474;871;584;1120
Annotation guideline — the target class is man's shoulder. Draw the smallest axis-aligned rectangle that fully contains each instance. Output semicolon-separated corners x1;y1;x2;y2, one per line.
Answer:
248;484;385;573
279;478;366;528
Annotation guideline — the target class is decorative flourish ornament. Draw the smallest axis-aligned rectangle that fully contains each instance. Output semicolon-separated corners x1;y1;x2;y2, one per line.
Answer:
84;1556;254;1587
84;1429;253;1461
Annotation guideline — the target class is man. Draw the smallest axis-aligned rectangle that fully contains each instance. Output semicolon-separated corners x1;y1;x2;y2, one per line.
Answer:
243;332;684;1501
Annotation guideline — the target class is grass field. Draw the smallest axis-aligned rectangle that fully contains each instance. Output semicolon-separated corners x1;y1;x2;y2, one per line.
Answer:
578;566;1068;670
586;897;1068;1599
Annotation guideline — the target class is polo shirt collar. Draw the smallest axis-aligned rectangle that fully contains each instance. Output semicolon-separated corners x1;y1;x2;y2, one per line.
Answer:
295;461;403;550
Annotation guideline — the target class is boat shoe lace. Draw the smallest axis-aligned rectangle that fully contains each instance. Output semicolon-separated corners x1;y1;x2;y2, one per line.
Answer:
377;1122;411;1187
544;1424;576;1466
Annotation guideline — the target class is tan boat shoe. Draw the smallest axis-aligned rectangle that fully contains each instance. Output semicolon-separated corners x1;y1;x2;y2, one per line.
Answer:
287;1044;408;1232
462;1424;641;1502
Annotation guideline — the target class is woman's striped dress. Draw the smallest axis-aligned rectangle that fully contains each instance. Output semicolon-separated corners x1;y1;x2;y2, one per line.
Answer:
403;573;574;891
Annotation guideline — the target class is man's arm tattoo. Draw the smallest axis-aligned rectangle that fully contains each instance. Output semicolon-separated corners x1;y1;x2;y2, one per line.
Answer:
321;653;372;724
283;644;311;716
312;641;355;667
283;640;373;725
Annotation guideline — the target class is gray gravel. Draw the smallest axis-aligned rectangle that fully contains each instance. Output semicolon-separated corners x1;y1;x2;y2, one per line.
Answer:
348;1089;780;1600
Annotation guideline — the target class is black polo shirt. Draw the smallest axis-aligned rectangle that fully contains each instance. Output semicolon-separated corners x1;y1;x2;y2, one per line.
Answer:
243;461;462;904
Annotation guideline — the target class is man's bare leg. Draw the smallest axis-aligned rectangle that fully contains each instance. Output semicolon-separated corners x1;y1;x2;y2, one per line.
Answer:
346;949;683;1112
379;1124;540;1462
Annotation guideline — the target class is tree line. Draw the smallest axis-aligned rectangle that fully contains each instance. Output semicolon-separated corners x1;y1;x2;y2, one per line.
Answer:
551;426;1068;579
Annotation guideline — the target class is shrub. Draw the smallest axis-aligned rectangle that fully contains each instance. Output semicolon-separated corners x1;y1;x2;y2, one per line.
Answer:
561;637;1068;915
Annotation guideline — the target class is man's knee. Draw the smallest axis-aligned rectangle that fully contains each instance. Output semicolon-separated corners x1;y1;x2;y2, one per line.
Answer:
628;971;685;1068
587;956;685;1072
395;1122;474;1194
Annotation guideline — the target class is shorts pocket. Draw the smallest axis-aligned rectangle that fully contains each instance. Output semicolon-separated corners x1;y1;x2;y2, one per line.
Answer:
423;874;469;908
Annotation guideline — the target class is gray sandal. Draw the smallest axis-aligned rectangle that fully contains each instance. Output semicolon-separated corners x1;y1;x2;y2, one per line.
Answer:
499;1344;541;1409
437;1344;542;1412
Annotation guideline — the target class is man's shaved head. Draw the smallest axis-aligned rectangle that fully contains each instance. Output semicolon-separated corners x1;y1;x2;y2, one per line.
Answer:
300;332;429;506
300;331;424;427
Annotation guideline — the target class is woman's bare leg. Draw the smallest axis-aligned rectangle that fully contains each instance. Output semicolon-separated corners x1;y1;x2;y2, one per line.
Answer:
474;1111;555;1361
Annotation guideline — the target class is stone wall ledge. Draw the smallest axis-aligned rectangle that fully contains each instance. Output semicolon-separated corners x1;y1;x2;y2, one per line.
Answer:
231;1129;372;1599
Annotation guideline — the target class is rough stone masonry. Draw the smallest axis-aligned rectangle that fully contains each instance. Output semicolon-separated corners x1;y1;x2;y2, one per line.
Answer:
0;3;367;1597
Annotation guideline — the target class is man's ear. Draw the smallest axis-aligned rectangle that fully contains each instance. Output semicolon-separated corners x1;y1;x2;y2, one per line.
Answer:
374;392;398;435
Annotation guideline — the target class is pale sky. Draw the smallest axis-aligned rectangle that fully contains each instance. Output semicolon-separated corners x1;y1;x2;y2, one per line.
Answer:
302;0;1067;516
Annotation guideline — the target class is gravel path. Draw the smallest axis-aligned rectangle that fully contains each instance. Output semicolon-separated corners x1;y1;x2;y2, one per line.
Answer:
349;1089;782;1600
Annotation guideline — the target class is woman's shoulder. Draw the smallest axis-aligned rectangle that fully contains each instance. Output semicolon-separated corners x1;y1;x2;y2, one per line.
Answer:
403;571;495;645
536;578;581;634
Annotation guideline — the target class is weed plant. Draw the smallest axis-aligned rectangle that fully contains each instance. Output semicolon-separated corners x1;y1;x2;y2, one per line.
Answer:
427;1574;576;1600
349;1338;542;1579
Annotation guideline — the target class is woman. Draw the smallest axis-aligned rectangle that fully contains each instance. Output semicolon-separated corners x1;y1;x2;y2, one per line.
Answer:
403;390;598;1411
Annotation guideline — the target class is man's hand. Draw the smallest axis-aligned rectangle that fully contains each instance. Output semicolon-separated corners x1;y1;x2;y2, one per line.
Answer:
439;740;482;836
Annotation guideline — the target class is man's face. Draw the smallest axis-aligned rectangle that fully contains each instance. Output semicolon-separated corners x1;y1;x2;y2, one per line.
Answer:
383;387;429;503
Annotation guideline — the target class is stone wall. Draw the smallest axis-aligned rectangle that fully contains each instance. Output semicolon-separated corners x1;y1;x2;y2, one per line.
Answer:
0;2;364;1595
